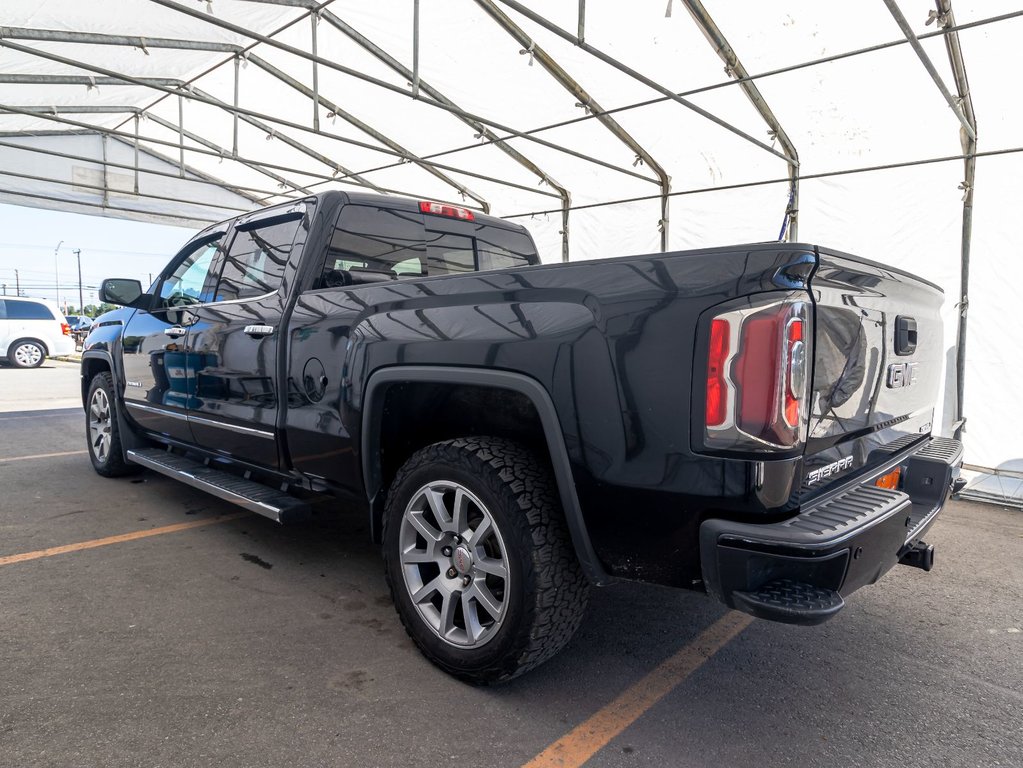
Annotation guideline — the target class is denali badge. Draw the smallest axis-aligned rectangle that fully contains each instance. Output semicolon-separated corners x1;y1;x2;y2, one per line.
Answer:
807;456;854;485
887;361;918;389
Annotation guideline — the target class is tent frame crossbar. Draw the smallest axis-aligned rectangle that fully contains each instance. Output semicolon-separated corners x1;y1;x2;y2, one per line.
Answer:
0;132;307;200
474;0;672;252
0;105;484;208
679;0;800;241
312;7;573;260
352;10;1019;192
0;45;557;201
147;0;655;184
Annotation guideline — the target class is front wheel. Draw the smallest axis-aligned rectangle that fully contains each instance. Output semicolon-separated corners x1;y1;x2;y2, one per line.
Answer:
383;437;589;684
86;372;139;477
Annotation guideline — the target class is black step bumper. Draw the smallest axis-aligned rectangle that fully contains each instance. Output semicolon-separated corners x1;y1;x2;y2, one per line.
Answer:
699;436;964;625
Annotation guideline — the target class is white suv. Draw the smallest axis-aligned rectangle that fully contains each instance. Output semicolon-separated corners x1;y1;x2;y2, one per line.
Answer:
0;297;76;368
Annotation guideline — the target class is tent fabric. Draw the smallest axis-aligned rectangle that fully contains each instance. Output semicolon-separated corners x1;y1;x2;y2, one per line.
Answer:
0;1;1019;496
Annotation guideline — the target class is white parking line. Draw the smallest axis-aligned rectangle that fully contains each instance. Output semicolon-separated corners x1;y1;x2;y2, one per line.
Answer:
0;450;88;463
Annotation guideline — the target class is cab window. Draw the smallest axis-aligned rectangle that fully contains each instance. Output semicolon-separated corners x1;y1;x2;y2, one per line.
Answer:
320;204;425;287
216;215;302;302
158;237;222;307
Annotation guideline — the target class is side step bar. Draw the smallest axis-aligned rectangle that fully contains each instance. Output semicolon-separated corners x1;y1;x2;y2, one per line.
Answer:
126;448;310;524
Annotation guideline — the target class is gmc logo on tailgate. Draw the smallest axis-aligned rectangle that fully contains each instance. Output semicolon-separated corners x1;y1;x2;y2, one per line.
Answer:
887;362;918;389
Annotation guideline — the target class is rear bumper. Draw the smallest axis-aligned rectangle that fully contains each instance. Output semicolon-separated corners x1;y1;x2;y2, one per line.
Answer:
700;436;964;625
50;336;76;357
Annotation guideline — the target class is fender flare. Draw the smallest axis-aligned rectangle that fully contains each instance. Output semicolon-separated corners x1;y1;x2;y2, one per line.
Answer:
81;349;146;454
360;365;610;585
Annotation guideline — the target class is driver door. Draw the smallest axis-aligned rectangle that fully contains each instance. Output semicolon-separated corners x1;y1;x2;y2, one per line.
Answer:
121;232;225;442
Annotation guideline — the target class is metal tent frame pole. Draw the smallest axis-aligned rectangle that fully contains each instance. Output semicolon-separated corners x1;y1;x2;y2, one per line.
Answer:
154;0;651;184
310;7;573;260
245;55;491;212
0;106;490;208
932;0;978;441
474;0;672;252
679;0;800;240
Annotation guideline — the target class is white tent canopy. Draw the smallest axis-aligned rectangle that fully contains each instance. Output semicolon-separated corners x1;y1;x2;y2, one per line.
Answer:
0;0;1019;499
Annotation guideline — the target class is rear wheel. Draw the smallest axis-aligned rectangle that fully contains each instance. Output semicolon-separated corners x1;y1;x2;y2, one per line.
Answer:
383;437;589;684
86;372;139;477
9;340;45;368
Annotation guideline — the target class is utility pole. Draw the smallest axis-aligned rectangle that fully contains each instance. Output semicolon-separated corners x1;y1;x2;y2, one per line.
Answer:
2;283;6;296
14;269;20;296
54;239;63;306
74;249;84;315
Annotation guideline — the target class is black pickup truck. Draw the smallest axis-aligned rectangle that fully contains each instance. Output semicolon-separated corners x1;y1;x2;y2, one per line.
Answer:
82;190;963;683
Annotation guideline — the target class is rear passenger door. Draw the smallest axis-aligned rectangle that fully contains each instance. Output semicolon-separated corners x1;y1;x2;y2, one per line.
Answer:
183;205;307;469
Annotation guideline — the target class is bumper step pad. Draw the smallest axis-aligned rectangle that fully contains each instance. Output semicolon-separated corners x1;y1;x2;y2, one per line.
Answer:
733;579;845;626
126;447;310;524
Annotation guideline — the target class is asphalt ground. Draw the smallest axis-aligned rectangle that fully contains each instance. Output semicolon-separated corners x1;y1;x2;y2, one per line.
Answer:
1;362;1021;768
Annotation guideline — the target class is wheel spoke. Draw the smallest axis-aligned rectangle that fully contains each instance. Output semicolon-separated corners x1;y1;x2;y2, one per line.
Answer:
469;582;503;620
438;590;458;637
424;488;452;531
474;556;507;580
410;575;444;605
407;509;443;544
452;488;470;537
400;545;436;565
468;516;492;548
461;590;484;643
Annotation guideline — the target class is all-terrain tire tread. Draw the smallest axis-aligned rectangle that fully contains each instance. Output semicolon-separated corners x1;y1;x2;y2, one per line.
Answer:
383;436;589;684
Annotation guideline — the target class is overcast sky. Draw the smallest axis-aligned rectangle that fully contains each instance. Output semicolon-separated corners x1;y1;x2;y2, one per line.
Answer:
0;203;196;312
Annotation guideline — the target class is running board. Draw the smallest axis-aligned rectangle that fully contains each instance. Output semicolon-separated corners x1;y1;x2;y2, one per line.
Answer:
126;448;310;524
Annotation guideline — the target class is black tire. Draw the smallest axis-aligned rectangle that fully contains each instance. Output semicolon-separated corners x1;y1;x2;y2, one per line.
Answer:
86;372;140;477
8;339;46;368
383;437;589;684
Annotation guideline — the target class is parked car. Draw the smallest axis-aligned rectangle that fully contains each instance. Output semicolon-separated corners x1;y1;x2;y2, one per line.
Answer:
1;296;75;368
81;191;963;683
65;315;94;332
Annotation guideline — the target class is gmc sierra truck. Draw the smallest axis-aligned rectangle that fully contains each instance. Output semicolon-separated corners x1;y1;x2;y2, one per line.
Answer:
81;190;963;683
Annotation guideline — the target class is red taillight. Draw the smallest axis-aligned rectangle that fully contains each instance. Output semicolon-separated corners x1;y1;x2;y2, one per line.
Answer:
783;318;805;428
706;318;730;427
419;200;475;221
61;322;71;336
701;297;810;452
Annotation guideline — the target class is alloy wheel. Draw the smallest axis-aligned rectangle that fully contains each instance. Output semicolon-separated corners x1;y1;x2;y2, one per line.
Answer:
89;387;113;464
398;480;511;648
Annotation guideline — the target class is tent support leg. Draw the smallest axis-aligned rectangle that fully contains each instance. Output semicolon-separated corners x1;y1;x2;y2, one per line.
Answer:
931;0;978;441
412;0;420;98
177;93;185;178
311;14;320;131
101;134;109;207
133;112;140;195
232;55;240;157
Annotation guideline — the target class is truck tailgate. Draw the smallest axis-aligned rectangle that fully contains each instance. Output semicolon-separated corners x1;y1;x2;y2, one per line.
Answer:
801;247;945;498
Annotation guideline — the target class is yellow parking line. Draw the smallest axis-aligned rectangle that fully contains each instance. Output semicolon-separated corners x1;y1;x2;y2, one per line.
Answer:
523;611;753;768
0;512;249;566
0;450;88;463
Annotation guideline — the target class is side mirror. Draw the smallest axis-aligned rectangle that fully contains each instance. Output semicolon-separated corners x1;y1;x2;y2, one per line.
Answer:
99;278;144;307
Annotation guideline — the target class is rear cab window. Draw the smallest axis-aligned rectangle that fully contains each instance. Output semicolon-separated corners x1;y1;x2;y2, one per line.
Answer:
317;202;539;288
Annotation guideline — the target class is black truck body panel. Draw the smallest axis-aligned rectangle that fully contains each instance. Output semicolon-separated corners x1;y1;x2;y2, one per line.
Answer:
82;190;961;623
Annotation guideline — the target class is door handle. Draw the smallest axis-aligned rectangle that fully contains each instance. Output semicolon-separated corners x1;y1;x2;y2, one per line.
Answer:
164;326;187;338
244;324;275;338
